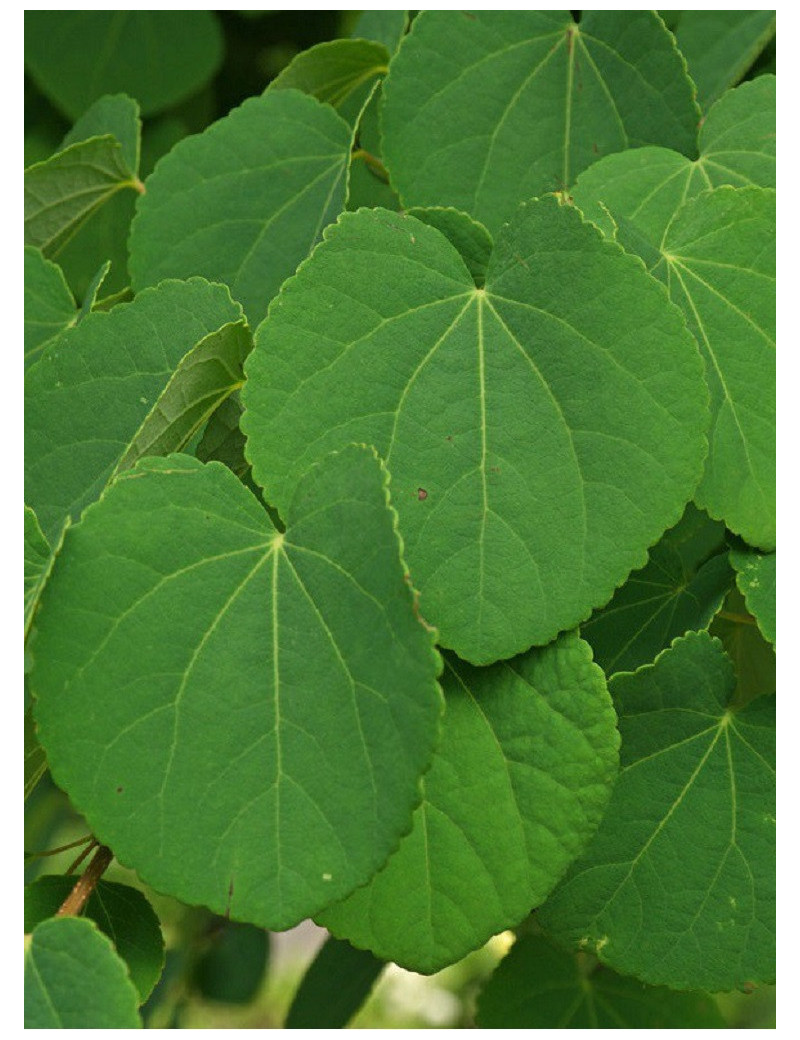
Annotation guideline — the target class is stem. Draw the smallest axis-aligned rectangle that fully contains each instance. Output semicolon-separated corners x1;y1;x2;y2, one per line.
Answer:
718;611;756;626
24;834;94;860
57;845;113;916
351;147;389;183
66;839;97;875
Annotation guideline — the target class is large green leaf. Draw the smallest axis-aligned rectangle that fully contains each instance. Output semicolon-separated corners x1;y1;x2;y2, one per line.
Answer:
285;937;384;1028
242;199;708;664
25;916;141;1028
24;11;223;120
319;633;618;973
62;94;141;176
129;90;353;327
581;504;733;676
25;278;243;543
25;876;164;1003
538;631;775;992
31;447;442;930
24;248;77;369
476;935;725;1027
730;547;776;646
380;11;700;234
674;10;776;109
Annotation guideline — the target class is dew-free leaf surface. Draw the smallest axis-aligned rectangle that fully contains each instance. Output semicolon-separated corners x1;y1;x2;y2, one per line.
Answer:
319;633;618;973
406;207;493;288
710;588;776;705
381;10;700;234
285;936;384;1028
24;10;223;119
24;506;51;637
24;707;47;800
538;632;776;992
476;934;726;1028
24;248;77;369
62;93;141;175
25;916;141;1027
25;278;242;543
129;90;353;327
25;876;164;1003
243;199;708;664
31;447;442;930
192;921;268;1005
269;39;389;122
730;548;775;646
351;10;408;53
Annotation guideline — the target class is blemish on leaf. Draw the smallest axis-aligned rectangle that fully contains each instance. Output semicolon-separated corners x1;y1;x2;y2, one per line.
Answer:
417;487;428;501
322;872;332;881
116;786;123;794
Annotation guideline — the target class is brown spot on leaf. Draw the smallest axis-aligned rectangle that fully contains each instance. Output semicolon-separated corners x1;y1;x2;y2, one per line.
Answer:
116;787;124;794
417;488;428;500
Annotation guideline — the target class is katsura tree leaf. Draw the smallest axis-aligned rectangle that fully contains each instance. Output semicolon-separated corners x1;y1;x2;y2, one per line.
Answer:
406;207;493;289
192;921;269;1004
25;277;242;543
55;191;137;304
285;936;384;1029
571;76;776;242
476;934;726;1028
675;10;776;109
24;506;51;635
319;633;619;974
25;707;47;801
30;447;442;930
730;548;775;646
25;916;141;1028
581;504;733;676
538;631;776;992
269;39;389;122
25;876;165;1003
710;588;776;705
129;90;353;327
380;10;700;234
24;247;76;369
242;199;708;664
24;10;224;120
351;10;408;53
78;260;113;320
196;395;252;482
347;87;400;212
62;94;141;176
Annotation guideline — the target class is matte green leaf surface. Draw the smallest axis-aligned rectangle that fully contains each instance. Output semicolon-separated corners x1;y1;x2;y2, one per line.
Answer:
25;707;47;800
538;632;775;991
25;10;224;119
25;876;165;1003
62;94;141;175
406;207;493;288
351;10;408;53
25;277;242;542
477;935;725;1028
269;39;389;120
31;447;442;930
710;588;776;705
25;916;141;1028
285;936;384;1028
675;10;776;109
24;506;51;638
730;548;775;646
581;504;733;676
24;248;76;369
192;921;268;1004
242;199;708;664
129;90;353;326
381;10;700;234
196;395;251;480
319;633;619;973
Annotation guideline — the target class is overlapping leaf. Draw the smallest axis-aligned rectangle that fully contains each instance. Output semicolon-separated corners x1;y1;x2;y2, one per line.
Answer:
129;90;353;326
285;937;384;1028
381;10;700;234
319;633;618;973
24;248;76;368
25;277;243;542
62;94;141;175
730;547;776;645
710;588;776;705
31;447;442;930
24;506;55;639
242;199;708;663
192;921;268;1005
351;10;408;53
25;916;141;1028
538;632;776;992
476;935;725;1028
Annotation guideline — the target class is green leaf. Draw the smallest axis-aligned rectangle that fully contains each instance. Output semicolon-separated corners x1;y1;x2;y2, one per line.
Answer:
25;707;47;801
285;936;384;1028
62;93;141;176
25;277;242;543
675;10;776;109
196;395;251;480
269;39;389;120
242;199;709;664
24;10;224;120
25;916;141;1028
55;190;137;304
710;587;776;705
381;11;700;234
192;921;269;1004
347;87;400;211
24;248;76;369
319;633;618;973
538;631;775;992
31;447;442;930
129;90;353;327
581;504;733;676
25;876;165;1003
476;934;726;1027
406;207;493;288
78;261;113;320
24;506;50;631
351;10;408;53
729;548;775;646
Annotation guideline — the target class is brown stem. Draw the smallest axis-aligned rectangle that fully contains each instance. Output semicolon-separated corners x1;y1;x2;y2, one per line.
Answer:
57;845;113;917
65;839;97;875
25;834;94;860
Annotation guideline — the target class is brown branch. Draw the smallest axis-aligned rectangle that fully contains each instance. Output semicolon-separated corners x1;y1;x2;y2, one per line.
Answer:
57;845;113;917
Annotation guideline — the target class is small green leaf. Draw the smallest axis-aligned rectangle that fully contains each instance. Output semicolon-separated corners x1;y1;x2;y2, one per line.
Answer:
24;247;77;369
24;11;224;120
351;10;408;53
406;207;493;288
269;39;389;121
129;90;353;327
319;633;618;973
25;876;165;1003
581;504;733;676
729;548;775;646
381;11;700;234
477;934;726;1028
25;916;142;1028
62;93;141;176
31;447;442;931
25;277;242;542
192;921;268;1005
538;631;775;992
78;261;113;320
285;936;384;1029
